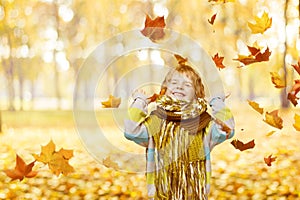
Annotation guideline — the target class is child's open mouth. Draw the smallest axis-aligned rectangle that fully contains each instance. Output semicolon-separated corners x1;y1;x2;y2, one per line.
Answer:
172;92;185;97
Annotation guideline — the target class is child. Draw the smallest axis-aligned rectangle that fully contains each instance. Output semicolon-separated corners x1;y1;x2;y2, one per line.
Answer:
124;56;235;199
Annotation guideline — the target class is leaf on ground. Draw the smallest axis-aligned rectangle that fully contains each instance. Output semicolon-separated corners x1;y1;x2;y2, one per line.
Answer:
233;45;271;66
270;72;286;88
287;79;300;106
263;110;283;129
208;13;217;25
101;95;121;108
140;14;166;42
247;100;264;114
212;53;226;70
102;156;120;170
293;114;300;131
33;140;74;176
3;154;38;181
264;154;276;166
248;11;272;34
230;139;255;151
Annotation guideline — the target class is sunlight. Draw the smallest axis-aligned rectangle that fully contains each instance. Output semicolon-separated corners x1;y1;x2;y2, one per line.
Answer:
150;50;164;67
59;5;74;22
137;50;148;61
55;51;70;71
153;3;169;18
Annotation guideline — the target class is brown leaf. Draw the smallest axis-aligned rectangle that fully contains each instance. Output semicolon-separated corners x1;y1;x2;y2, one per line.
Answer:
212;53;226;70
263;110;283;129
101;95;121;108
291;60;300;76
234;46;271;66
208;13;217;25
247;100;264;114
141;14;166;42
230;139;255;151
3;154;38;181
287;79;300;106
174;54;188;65
270;72;286;88
264;154;276;166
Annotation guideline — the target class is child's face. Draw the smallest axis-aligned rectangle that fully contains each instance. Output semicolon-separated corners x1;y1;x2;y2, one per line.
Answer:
165;71;195;102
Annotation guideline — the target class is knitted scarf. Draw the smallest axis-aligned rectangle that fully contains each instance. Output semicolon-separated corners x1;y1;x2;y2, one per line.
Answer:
149;95;212;199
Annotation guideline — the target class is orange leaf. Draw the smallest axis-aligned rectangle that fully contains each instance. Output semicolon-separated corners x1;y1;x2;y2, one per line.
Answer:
247;100;264;114
141;14;166;42
287;79;300;106
174;54;188;65
293;113;300;131
264;154;276;166
212;53;226;70
3;154;38;181
147;88;166;103
102;156;119;170
230;139;255;151
208;13;217;25
263;110;283;129
291;60;300;76
270;72;286;88
101;95;121;108
234;46;271;66
33;140;74;176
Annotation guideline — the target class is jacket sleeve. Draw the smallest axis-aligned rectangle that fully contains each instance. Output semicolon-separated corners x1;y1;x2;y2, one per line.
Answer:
124;93;149;147
208;96;235;149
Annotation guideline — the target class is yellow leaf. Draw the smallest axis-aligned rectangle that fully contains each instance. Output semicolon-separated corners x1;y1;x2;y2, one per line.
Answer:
293;114;300;131
263;110;283;129
266;130;276;137
247;100;264;114
248;11;272;34
102;156;119;170
270;72;286;88
101;95;121;108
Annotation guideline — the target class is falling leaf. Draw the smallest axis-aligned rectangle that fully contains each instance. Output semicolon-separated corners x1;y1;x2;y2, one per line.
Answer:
101;95;121;108
234;46;271;66
247;100;264;114
264;154;276;166
208;0;235;3
270;72;286;88
293;114;300;131
3;154;38;181
148;88;166;103
33;140;74;176
266;130;276;137
102;156;119;170
208;13;217;25
231;139;255;151
140;14;166;42
291;60;300;76
248;11;272;34
263;110;283;129
287;80;300;106
174;54;188;65
212;53;226;70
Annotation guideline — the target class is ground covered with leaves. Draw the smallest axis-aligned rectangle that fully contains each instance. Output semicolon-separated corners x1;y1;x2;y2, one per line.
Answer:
0;104;300;199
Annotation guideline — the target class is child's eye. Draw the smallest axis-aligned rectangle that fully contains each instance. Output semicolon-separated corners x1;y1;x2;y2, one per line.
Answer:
185;83;192;87
170;80;177;85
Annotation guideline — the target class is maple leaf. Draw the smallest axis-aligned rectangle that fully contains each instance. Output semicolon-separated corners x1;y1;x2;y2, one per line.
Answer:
101;95;121;108
147;87;166;103
234;45;271;66
174;54;188;65
264;154;276;166
291;60;300;76
33;140;74;176
140;14;166;42
102;156;120;170
230;139;255;151
3;154;38;181
212;53;226;70
293;114;300;131
208;13;217;25
247;100;264;114
270;72;286;88
263;110;283;129
248;11;272;34
287;79;300;106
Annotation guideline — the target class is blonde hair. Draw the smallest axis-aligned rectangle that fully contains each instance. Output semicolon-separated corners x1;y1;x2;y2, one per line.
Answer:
161;64;205;99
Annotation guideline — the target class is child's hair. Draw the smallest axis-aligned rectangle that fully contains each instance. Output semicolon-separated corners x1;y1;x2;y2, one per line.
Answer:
161;64;205;99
